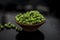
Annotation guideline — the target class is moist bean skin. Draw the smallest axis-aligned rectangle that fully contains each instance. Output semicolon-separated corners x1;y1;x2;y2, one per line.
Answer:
0;23;22;32
15;10;46;24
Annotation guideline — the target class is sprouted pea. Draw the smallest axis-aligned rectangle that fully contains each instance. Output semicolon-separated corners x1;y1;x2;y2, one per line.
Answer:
15;27;22;32
0;24;4;31
4;22;11;29
0;24;4;28
0;22;22;32
11;24;16;29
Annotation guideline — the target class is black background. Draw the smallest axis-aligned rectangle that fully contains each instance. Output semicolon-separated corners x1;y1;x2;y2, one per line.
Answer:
0;0;59;40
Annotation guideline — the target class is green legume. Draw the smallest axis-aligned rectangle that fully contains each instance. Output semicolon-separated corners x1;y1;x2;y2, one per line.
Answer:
15;10;46;24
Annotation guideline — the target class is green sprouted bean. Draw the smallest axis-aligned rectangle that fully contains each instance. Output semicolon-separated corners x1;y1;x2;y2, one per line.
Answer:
0;24;4;29
16;27;22;32
11;24;16;29
0;24;4;28
0;23;22;32
0;24;4;31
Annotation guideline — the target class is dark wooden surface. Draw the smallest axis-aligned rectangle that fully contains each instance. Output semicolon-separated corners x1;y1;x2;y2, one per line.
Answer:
0;11;60;40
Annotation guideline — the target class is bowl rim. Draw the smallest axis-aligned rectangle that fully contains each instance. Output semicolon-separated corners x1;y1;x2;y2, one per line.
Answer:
16;20;46;26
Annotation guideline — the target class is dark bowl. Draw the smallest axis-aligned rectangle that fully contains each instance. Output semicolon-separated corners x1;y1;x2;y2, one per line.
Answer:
16;20;46;32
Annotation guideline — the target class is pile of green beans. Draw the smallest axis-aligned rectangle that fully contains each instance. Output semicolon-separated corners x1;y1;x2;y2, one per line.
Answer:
0;22;22;32
15;10;46;25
